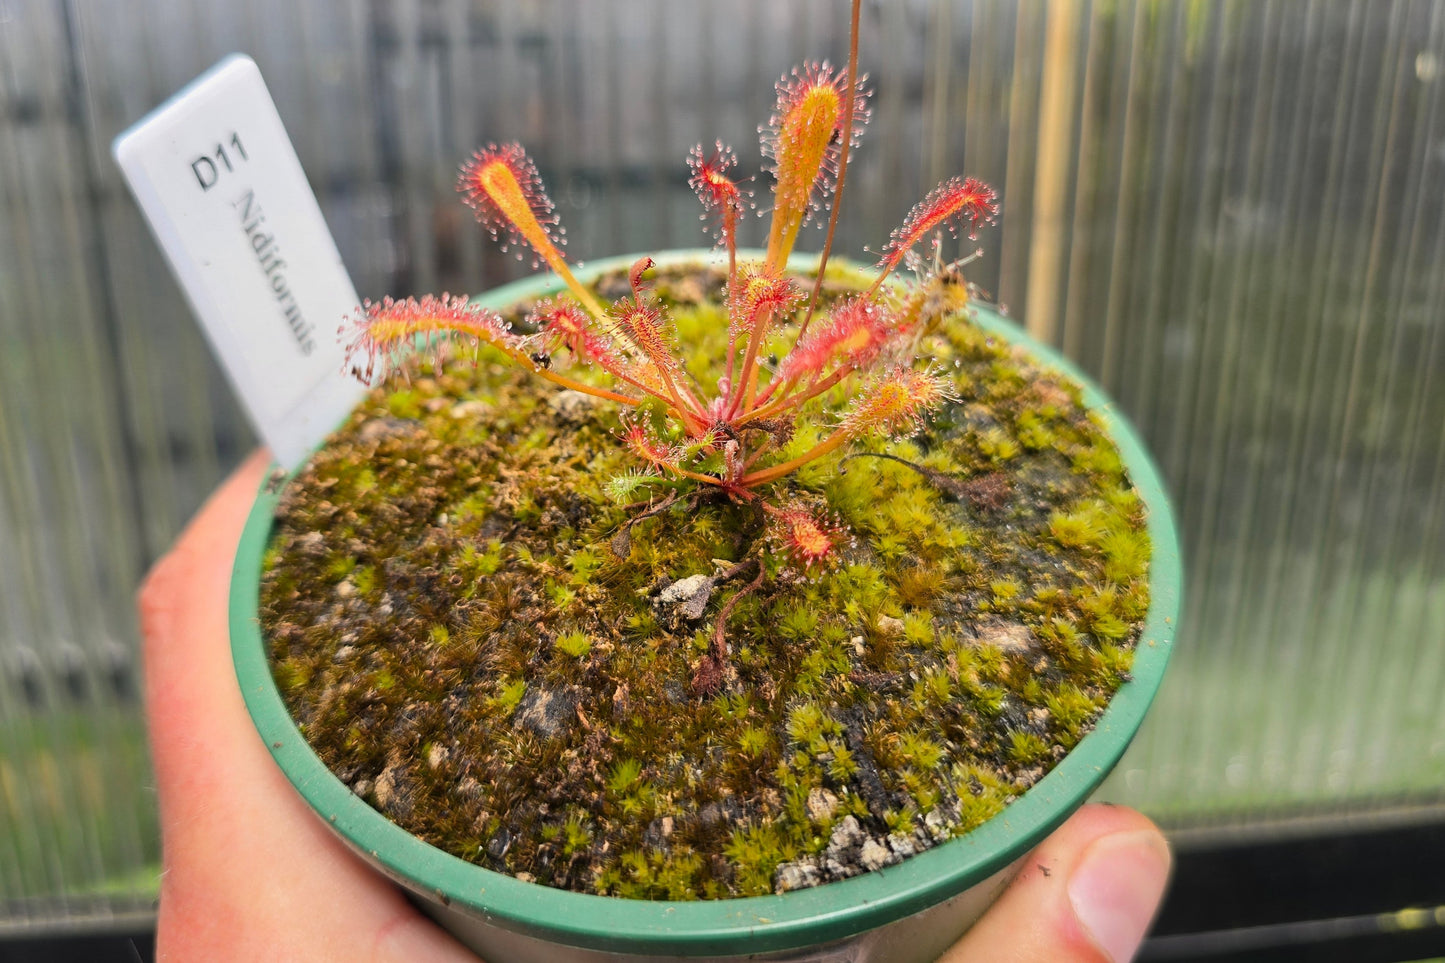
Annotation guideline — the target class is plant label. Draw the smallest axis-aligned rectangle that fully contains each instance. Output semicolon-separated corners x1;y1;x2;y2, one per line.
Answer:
113;54;363;470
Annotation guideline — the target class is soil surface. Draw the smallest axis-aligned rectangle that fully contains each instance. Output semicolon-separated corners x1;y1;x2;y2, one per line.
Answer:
260;263;1150;899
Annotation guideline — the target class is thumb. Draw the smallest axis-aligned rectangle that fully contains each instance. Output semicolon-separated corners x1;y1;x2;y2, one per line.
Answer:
940;804;1171;963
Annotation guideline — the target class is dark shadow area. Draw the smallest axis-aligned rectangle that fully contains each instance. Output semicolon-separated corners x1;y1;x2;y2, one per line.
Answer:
0;931;152;963
1141;812;1445;962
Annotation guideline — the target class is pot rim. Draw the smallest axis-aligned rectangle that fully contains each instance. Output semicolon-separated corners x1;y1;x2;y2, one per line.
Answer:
229;249;1180;956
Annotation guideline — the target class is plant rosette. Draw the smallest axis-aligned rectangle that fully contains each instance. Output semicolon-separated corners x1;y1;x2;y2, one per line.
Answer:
231;249;1179;963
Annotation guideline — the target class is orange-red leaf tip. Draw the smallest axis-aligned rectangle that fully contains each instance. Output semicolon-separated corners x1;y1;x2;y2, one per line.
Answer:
880;177;998;271
842;365;956;438
763;63;870;232
687;142;751;244
342;293;517;384
621;422;679;470
779;297;898;381
457;143;565;266
765;502;844;569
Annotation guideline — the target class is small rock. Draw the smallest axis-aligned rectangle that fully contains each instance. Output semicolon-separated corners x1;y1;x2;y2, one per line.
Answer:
547;390;600;425
876;615;905;637
294;531;327;557
372;765;412;817
512;686;580;739
851;635;866;657
515;872;536;884
373;769;395;808
974;619;1034;653
924;808;954;840
827;815;864;856
657;574;716;621
487;828;513;859
858;837;900;872
698;799;741;828
775;861;824;893
1013;766;1045;789
806;788;840;823
643;815;676;848
359;416;415;441
335;579;357;599
887;833;920;858
426;744;449;770
449;399;490;420
333;645;357;663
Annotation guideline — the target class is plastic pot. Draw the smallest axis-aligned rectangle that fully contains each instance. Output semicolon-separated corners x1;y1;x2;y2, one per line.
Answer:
230;250;1180;962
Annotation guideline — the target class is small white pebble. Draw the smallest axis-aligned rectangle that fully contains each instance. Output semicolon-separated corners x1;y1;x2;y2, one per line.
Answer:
858;838;897;872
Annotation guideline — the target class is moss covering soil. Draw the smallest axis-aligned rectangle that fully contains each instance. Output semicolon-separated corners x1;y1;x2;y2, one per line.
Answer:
259;262;1151;901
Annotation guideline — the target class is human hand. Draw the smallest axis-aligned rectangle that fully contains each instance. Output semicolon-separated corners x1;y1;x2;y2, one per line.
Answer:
941;803;1171;962
141;452;1169;961
140;451;472;961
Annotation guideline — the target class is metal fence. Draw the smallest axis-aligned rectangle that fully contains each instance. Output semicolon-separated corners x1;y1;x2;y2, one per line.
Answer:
1;0;1442;926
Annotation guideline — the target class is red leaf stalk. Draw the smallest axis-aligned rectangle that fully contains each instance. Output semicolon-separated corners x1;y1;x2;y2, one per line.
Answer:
687;142;750;283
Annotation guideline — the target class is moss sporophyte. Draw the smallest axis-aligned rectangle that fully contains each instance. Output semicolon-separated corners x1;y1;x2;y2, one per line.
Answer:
262;14;1151;901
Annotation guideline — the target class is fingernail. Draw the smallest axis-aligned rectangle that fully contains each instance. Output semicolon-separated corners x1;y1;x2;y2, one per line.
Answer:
1067;830;1171;963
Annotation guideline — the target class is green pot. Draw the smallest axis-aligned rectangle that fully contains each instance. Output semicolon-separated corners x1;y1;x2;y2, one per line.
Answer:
230;250;1180;962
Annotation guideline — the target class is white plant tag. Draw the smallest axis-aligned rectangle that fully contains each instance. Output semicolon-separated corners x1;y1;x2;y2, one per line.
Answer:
113;54;364;470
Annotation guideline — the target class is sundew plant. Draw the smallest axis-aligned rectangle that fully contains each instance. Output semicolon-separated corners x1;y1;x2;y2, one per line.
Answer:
266;7;1159;898
342;9;997;572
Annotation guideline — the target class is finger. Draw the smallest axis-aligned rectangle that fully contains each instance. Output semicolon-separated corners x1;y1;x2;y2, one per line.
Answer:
140;449;272;810
939;804;1171;963
139;451;473;961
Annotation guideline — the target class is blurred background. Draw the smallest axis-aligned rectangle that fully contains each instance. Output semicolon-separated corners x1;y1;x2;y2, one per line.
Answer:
2;0;1443;959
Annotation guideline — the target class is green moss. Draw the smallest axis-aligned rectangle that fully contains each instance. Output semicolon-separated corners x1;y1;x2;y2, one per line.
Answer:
898;731;946;771
258;263;1149;901
606;758;643;795
736;725;772;758
725;823;798;897
553;631;592;659
492;678;527;714
274;658;312;692
976;426;1021;463
1007;731;1052;766
563;812;593;855
324;554;357;582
